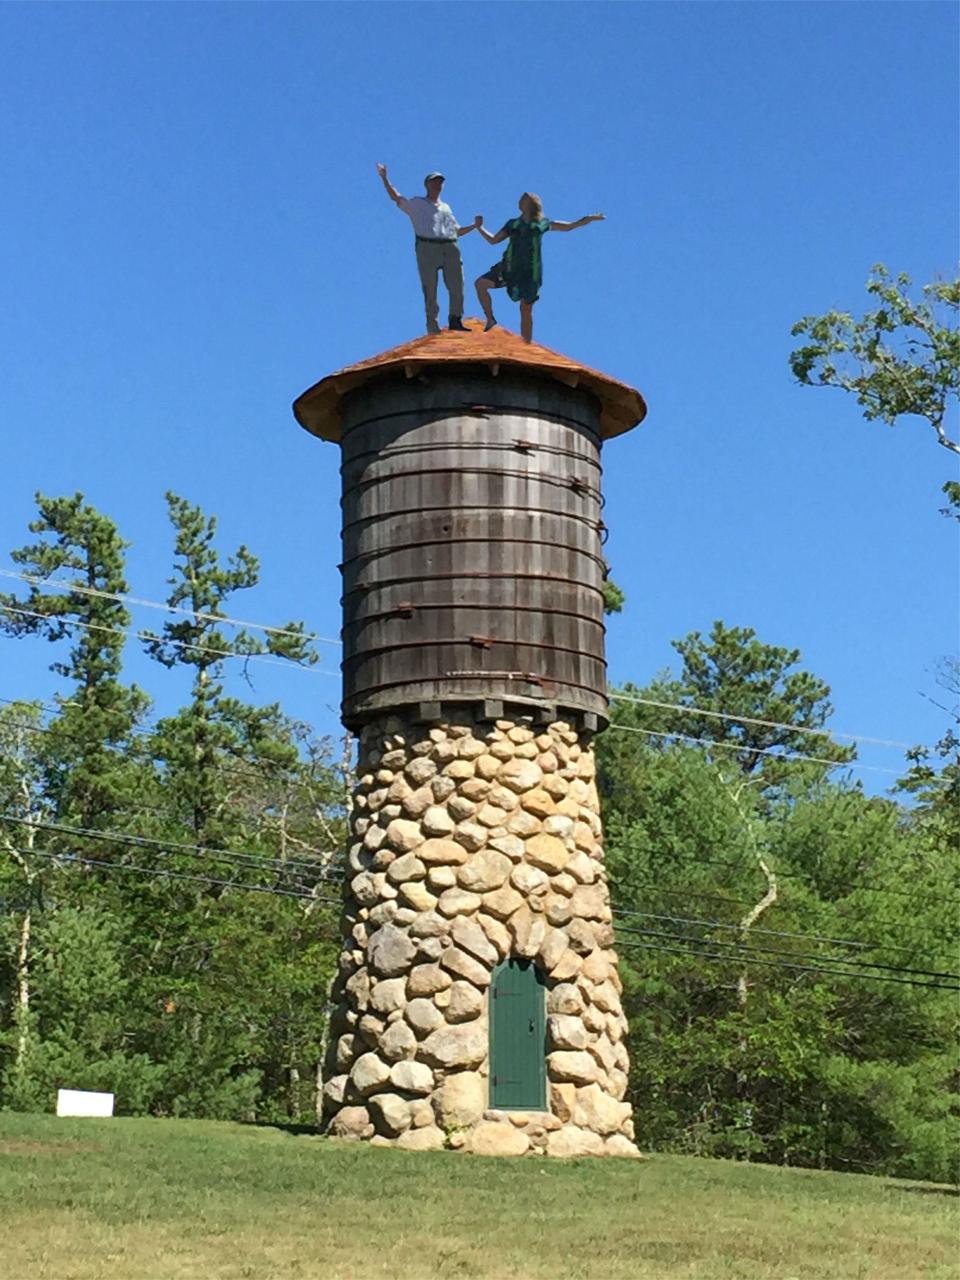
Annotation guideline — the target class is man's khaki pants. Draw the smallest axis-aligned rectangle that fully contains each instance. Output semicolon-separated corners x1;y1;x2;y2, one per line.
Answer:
415;239;464;331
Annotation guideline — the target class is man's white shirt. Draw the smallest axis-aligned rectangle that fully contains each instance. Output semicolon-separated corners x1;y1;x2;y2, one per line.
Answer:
398;196;459;240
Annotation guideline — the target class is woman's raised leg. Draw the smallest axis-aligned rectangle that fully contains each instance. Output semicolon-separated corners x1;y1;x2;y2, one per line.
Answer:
475;276;497;330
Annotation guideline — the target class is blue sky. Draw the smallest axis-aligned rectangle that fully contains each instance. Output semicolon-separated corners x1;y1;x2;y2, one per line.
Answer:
1;1;957;790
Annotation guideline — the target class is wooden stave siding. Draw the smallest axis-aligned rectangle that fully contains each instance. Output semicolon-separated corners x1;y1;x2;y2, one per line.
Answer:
339;369;608;726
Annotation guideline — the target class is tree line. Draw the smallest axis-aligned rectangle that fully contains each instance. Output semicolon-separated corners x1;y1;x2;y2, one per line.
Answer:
0;494;954;1179
0;267;956;1176
0;492;347;1123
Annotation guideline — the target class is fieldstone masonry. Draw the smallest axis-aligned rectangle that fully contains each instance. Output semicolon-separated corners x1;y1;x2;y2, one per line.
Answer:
321;710;639;1158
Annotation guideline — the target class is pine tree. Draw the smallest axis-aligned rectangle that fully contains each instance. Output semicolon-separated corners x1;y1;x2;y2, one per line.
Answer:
141;492;316;850
134;493;342;1121
0;492;150;826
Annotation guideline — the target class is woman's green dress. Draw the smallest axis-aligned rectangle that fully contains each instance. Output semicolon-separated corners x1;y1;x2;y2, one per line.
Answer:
500;217;552;304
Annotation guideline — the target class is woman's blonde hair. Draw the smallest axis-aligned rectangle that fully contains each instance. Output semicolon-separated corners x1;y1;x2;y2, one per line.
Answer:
520;191;544;220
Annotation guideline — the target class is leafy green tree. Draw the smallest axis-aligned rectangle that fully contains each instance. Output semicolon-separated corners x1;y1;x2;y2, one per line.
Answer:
601;561;626;614
895;658;959;854
790;265;959;456
600;623;957;1180
0;490;346;1122
1;905;163;1113
0;703;51;1102
604;621;855;799
789;264;960;517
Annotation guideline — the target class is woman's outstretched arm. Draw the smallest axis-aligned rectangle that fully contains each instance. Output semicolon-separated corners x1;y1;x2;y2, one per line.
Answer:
476;217;510;246
549;213;606;232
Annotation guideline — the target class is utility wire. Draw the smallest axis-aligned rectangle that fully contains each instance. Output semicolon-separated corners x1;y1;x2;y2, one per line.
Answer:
0;710;347;798
0;814;342;881
1;777;950;910
0;568;342;647
608;692;915;751
7;846;955;991
606;840;956;904
611;918;960;983
9;814;952;971
0;600;934;762
605;722;901;776
0;572;925;754
610;905;954;961
5;693;899;782
0;605;339;677
18;846;343;906
612;932;960;992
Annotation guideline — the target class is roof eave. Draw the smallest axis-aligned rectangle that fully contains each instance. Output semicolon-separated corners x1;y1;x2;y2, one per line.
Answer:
293;354;646;444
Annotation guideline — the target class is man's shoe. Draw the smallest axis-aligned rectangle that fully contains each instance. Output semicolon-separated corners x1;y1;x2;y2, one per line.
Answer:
427;322;441;335
448;316;469;331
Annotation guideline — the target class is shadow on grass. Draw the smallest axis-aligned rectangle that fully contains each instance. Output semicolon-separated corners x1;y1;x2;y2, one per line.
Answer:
247;1121;321;1138
888;1183;959;1199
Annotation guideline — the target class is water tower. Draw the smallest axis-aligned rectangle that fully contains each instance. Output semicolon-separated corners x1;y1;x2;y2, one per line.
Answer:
294;321;645;1156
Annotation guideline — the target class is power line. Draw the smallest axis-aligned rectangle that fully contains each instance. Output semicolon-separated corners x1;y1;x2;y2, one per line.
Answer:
2;769;948;911
0;604;339;678
611;917;960;983
0;568;342;647
610;905;954;962
0;708;348;799
10;813;949;968
17;846;344;907
0;579;935;761
610;875;955;954
0;814;343;882
606;722;902;776
10;846;954;990
0;694;79;713
613;932;960;992
609;692;915;751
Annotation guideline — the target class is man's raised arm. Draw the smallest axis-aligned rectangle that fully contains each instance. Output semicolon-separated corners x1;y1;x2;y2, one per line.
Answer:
376;163;404;207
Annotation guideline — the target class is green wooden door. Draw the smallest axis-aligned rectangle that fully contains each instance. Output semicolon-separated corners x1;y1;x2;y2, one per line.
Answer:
490;958;546;1110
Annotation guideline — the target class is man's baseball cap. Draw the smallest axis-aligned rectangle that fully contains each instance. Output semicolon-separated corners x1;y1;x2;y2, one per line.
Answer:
424;171;445;183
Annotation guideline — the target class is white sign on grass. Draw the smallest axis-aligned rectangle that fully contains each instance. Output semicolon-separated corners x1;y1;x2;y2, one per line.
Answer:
56;1088;115;1117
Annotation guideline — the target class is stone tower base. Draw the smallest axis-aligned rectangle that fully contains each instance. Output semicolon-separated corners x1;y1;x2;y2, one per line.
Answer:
321;711;639;1158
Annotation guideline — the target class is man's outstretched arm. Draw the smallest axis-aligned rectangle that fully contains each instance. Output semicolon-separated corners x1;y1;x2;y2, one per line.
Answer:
457;216;482;238
550;213;606;232
376;162;404;206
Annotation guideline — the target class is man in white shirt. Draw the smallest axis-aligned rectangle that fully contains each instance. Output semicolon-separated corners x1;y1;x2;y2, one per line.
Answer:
377;164;480;335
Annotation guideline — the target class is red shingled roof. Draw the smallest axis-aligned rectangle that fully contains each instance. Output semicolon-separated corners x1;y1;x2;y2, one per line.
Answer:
292;318;646;443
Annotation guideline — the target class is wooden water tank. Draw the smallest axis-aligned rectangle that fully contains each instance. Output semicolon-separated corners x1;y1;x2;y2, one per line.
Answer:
293;323;646;731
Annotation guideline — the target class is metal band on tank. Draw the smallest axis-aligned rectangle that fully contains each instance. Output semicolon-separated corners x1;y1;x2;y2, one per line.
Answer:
340;502;607;537
340;439;602;473
340;569;610;600
340;536;607;575
339;403;604;450
341;465;603;505
341;637;609;668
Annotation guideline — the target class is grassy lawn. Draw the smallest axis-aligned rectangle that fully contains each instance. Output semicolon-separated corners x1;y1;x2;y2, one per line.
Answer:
0;1112;956;1280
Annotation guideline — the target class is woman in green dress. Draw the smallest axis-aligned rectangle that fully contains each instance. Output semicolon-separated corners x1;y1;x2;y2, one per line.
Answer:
475;192;605;342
